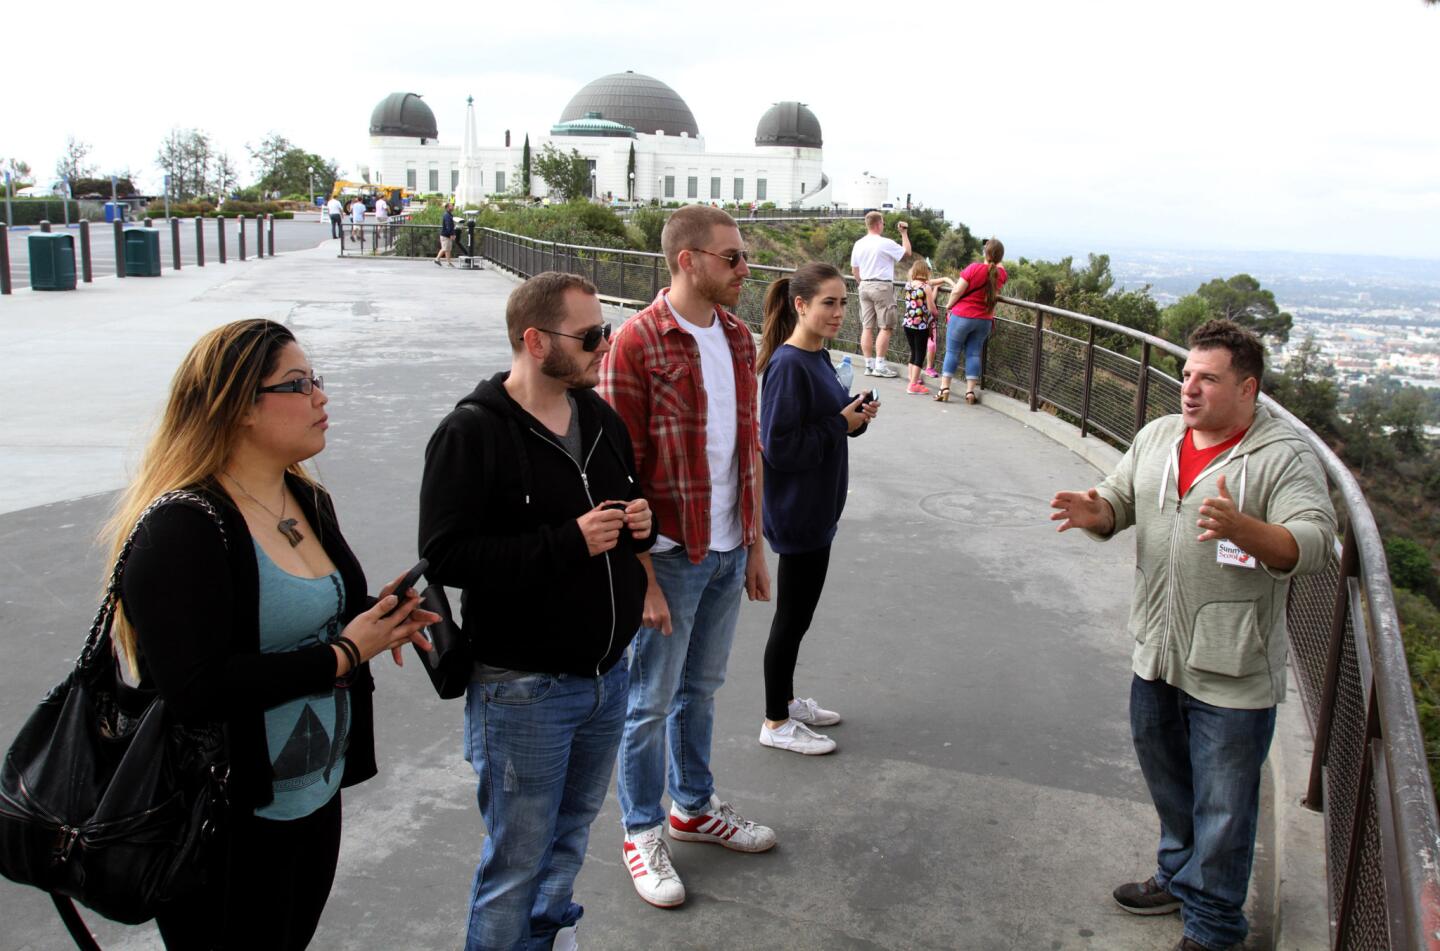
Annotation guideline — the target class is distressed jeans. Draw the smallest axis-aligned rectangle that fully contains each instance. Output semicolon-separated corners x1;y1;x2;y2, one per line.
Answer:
463;663;627;951
617;545;746;833
1130;675;1277;951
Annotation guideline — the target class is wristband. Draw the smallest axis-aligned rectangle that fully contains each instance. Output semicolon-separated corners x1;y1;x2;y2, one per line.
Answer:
334;636;361;687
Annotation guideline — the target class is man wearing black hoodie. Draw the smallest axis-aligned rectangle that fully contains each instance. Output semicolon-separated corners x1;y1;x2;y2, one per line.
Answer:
419;271;655;951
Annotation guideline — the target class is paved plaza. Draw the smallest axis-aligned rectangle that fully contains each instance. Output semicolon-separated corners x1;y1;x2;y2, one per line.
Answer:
0;242;1325;949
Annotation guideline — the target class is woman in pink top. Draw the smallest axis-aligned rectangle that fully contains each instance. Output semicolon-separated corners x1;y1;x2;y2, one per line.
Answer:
936;238;1006;405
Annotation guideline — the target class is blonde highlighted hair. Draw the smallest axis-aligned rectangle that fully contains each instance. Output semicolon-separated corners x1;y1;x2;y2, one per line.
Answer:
102;318;316;676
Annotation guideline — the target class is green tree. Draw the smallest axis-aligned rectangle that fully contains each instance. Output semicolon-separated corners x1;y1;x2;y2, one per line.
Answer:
1;157;34;191
1387;536;1438;596
1160;294;1213;346
932;226;981;272
55;137;94;190
630;206;666;253
1267;334;1341;438
521;135;532;197
1193;274;1294;344
246;132;292;193
1345;388;1398;476
535;145;590;203
1388;389;1430;458
261;148;339;199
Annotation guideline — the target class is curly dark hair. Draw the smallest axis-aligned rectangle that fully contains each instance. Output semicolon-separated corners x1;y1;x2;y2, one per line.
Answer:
1188;319;1265;390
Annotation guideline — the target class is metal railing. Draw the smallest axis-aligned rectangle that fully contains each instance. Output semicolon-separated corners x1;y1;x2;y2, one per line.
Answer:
473;228;1440;950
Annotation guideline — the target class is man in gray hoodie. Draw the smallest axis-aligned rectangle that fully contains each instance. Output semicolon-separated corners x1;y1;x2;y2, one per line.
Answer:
1050;319;1335;951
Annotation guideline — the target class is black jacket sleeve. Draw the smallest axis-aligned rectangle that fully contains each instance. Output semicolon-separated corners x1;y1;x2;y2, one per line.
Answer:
121;503;338;722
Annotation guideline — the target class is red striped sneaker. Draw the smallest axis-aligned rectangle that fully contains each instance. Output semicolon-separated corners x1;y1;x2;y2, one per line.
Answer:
668;795;776;852
622;826;685;908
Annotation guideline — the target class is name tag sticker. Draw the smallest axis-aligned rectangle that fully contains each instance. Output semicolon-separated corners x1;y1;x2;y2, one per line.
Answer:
1217;540;1257;569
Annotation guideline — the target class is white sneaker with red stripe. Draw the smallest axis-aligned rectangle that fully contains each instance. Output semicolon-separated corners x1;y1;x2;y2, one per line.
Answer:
668;795;777;852
622;826;685;908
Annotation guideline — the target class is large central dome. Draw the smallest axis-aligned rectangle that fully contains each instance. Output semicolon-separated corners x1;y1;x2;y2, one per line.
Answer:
559;71;699;138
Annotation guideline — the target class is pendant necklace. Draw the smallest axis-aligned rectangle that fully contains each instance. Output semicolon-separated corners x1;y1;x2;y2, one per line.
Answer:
224;474;305;547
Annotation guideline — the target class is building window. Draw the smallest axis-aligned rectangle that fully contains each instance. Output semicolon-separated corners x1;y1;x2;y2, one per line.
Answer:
733;178;744;201
495;171;505;194
664;176;675;198
756;179;767;201
406;168;416;190
428;168;439;192
451;169;459;191
710;177;721;199
687;176;698;199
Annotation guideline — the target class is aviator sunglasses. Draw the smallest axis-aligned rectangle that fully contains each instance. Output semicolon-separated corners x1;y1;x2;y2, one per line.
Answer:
689;247;750;269
541;323;613;352
257;375;325;396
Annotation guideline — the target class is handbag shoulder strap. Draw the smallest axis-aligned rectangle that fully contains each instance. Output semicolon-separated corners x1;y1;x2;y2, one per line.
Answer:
78;490;228;671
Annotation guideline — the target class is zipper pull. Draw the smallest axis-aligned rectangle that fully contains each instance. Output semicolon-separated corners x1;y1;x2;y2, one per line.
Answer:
52;826;79;866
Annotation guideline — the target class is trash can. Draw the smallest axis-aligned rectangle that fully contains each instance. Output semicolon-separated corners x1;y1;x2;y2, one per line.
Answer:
28;232;77;291
122;228;162;277
104;202;126;223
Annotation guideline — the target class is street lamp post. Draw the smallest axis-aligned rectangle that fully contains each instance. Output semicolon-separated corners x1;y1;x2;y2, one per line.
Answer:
628;171;635;203
308;166;316;218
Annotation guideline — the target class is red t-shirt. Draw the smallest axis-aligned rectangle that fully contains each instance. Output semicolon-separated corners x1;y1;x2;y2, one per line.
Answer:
949;262;1008;319
1177;427;1248;497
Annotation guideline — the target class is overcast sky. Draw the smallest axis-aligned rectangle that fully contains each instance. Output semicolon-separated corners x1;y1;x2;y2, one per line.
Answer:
8;0;1438;260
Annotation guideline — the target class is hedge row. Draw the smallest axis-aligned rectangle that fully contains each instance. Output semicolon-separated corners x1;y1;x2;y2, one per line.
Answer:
2;199;82;226
144;209;296;220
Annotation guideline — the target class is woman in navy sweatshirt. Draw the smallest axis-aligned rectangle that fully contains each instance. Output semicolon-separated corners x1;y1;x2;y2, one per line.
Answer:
756;262;880;755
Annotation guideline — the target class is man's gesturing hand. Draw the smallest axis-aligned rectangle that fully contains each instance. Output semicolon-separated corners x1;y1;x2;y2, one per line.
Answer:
1050;488;1115;534
577;504;626;556
1197;474;1244;543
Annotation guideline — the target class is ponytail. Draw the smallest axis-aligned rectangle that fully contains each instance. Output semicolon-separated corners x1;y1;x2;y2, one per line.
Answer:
758;278;796;374
982;238;1005;311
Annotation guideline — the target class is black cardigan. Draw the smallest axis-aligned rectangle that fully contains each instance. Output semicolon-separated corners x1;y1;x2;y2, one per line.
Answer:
120;474;377;811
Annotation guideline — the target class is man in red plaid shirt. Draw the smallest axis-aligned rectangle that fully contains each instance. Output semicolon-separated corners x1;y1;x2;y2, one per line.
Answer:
600;205;774;909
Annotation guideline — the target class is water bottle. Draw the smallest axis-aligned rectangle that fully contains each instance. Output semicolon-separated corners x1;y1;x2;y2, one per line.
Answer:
836;355;854;394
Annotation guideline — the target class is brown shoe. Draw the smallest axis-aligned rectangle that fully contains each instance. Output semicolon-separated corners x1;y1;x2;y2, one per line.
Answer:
1113;876;1180;915
1173;938;1233;951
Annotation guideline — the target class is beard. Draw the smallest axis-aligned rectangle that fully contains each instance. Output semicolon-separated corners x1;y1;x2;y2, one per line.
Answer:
541;346;596;390
694;267;742;309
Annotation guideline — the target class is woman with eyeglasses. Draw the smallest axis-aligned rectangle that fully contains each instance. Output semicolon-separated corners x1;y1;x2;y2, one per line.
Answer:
754;262;879;756
107;318;437;949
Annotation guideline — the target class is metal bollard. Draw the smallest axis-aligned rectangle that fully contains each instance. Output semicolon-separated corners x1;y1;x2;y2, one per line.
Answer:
40;220;52;233
171;218;182;270
113;219;125;278
237;215;246;261
254;214;263;259
217;216;227;263
195;216;205;267
144;217;153;228
267;214;274;257
79;220;93;283
0;222;10;295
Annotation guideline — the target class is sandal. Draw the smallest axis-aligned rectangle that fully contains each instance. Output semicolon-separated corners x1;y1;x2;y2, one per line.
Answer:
964;391;978;405
934;387;950;403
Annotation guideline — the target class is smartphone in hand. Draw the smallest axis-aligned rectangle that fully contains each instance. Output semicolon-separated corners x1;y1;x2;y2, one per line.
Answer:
382;558;428;617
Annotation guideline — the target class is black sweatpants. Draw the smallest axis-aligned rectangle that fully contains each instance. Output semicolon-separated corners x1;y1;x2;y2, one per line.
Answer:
763;545;832;721
155;791;343;950
328;213;342;239
904;327;930;369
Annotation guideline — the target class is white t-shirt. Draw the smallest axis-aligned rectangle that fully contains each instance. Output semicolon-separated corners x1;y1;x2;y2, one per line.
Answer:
850;233;905;281
349;201;365;222
653;294;742;554
374;198;388;220
325;198;343;216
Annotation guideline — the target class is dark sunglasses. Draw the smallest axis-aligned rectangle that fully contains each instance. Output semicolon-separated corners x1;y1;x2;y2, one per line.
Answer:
541;323;612;352
257;375;325;397
689;247;749;268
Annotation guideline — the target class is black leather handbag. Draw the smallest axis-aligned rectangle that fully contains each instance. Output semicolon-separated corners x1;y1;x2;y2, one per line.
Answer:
414;585;472;700
0;491;231;936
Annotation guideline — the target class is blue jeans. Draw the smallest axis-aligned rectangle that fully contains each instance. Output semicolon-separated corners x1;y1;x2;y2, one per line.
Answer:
617;545;746;832
942;316;992;380
463;663;628;951
1129;675;1276;950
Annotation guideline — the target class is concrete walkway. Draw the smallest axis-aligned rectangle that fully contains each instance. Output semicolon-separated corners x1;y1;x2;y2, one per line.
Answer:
0;250;1324;950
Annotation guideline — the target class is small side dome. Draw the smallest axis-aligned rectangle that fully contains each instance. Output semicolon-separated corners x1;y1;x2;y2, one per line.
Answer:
369;92;438;139
755;102;822;149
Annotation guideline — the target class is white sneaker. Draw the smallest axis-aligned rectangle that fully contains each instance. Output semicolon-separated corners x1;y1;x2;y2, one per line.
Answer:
669;795;777;852
863;364;876;376
872;362;899;378
622;826;685;908
788;697;842;727
553;924;578;951
760;719;837;755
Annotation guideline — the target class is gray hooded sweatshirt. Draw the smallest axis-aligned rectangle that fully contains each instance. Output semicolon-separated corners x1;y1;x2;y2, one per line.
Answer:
1089;405;1336;709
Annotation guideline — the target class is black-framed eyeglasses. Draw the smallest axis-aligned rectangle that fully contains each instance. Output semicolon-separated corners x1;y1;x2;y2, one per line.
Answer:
689;247;750;269
257;375;325;396
541;323;612;352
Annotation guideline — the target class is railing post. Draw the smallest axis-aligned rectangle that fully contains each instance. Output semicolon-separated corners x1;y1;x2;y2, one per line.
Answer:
1306;525;1360;810
237;215;246;261
651;256;659;299
39;219;52;233
1135;342;1152;435
267;214;275;257
1080;323;1096;438
620;255;627;299
195;216;205;267
0;222;10;295
78;220;92;283
113;220;125;278
170;217;181;270
1028;311;1044;412
591;251;599;290
217;216;227;263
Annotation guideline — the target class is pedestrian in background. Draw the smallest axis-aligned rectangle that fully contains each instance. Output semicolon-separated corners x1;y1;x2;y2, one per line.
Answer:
348;197;365;242
325;195;344;239
901;260;945;395
436;203;457;267
849;211;912;379
936;238;1006;405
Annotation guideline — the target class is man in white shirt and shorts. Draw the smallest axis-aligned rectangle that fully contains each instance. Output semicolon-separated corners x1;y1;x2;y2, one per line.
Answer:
850;211;912;378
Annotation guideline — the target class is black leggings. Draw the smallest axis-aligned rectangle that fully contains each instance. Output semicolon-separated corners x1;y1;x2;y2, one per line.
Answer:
904;327;930;369
155;791;343;950
763;545;832;720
